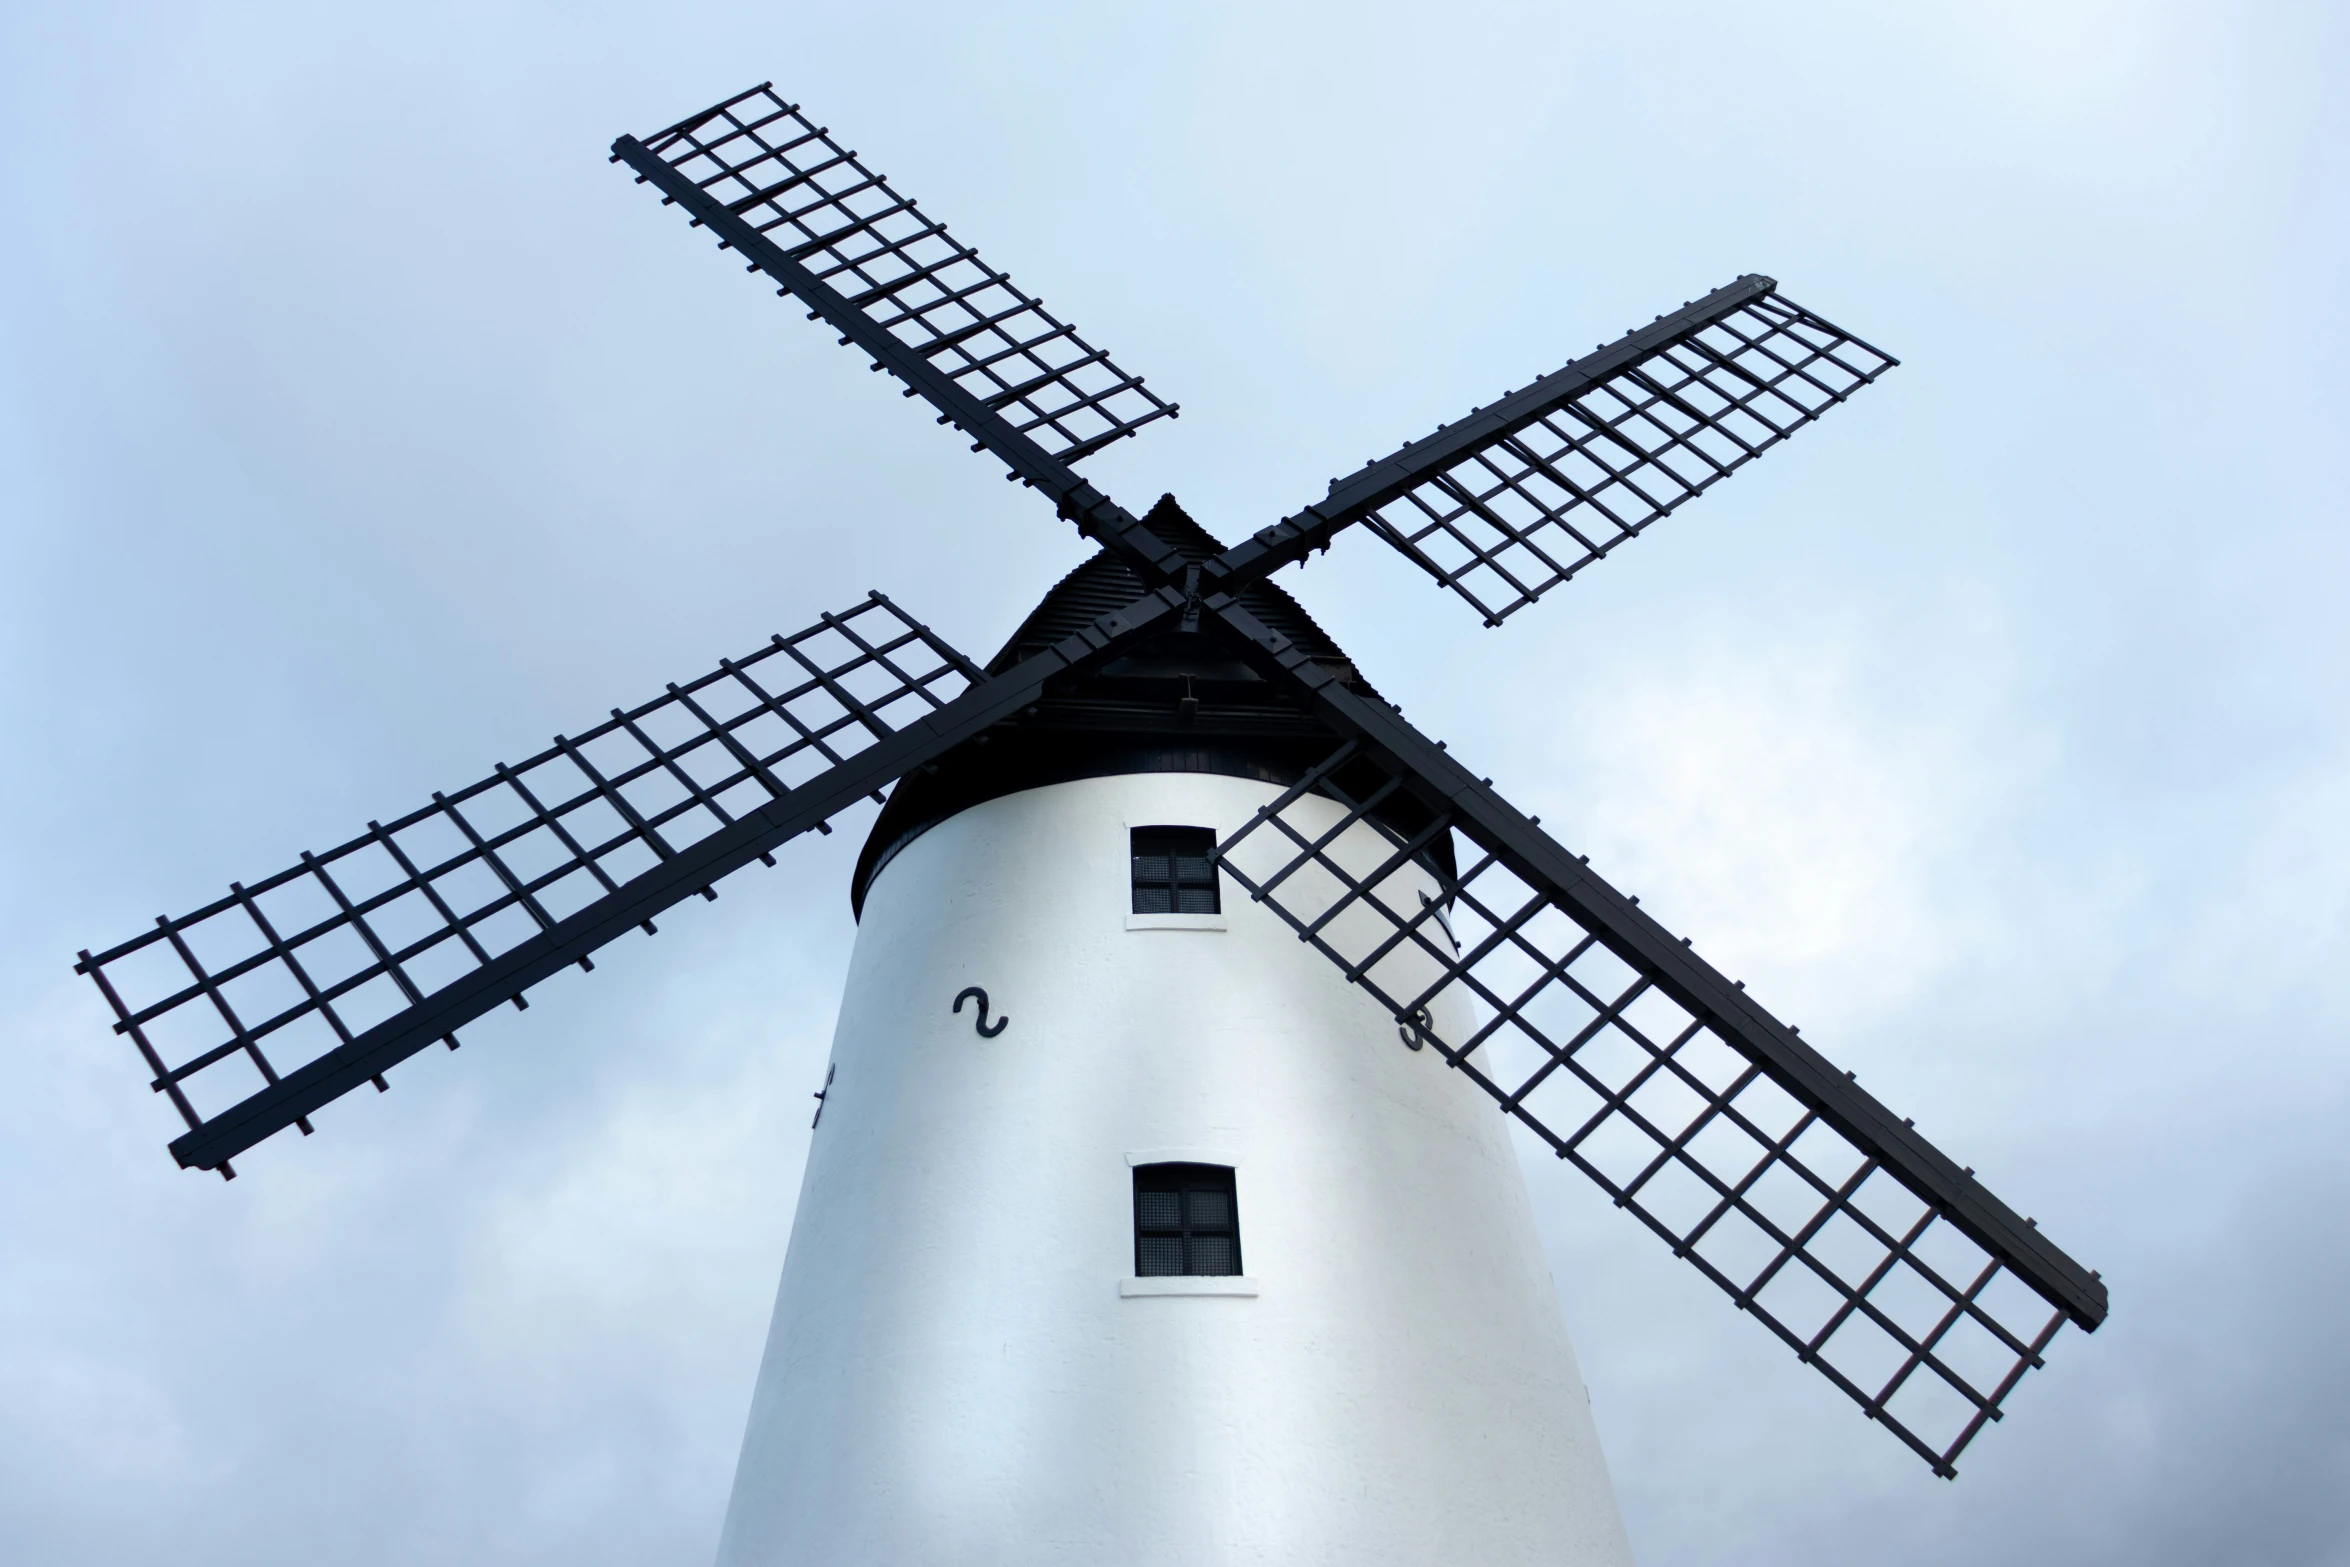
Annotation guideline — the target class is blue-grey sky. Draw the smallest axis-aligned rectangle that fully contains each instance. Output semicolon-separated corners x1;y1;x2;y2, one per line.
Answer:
3;2;2345;1563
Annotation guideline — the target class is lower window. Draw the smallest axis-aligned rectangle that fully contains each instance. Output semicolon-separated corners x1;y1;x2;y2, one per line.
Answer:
1133;1162;1241;1276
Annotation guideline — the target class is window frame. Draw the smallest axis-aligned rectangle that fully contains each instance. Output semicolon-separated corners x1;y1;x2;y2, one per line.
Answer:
1129;825;1221;916
1132;1161;1242;1278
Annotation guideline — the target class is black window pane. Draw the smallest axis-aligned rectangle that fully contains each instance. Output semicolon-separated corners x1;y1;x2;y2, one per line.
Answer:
1174;886;1217;914
1138;1236;1186;1276
1189;1235;1237;1276
1133;885;1174;915
1137;1190;1182;1230
1186;1190;1230;1228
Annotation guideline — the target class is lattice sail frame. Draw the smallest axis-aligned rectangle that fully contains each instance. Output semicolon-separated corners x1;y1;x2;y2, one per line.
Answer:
1212;740;2071;1475
76;594;979;1175
634;84;1177;465
1363;290;1895;625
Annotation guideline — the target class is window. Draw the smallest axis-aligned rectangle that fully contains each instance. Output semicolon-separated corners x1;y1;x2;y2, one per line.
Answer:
1131;826;1219;915
1134;1163;1241;1276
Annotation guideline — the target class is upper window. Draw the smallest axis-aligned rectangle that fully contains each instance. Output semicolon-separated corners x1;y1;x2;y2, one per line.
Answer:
1134;1162;1241;1276
1131;826;1219;915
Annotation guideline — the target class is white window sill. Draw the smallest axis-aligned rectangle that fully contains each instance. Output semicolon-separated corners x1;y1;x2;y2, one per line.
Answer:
1125;912;1227;932
1120;1276;1259;1298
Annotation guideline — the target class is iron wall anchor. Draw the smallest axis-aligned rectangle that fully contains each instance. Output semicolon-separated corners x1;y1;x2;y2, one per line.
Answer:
953;986;1009;1037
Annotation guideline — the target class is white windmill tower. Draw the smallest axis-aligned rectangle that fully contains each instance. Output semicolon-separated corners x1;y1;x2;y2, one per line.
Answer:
718;497;1633;1562
76;82;2107;1566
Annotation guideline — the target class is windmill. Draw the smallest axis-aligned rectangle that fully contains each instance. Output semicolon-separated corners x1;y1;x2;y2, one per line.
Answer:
75;82;2106;1561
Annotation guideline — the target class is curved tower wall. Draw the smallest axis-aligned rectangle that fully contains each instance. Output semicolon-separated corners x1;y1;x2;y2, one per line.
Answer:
716;771;1636;1566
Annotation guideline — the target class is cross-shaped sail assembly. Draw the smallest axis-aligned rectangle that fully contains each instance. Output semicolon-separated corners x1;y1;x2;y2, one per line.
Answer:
77;82;2101;1483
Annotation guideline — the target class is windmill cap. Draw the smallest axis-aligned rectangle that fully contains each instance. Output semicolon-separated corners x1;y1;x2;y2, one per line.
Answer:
849;495;1442;916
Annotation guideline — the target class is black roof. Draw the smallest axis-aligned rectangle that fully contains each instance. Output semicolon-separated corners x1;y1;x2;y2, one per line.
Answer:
981;494;1374;691
850;495;1425;914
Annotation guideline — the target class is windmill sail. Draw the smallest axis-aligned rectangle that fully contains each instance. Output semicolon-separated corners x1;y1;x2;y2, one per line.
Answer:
1200;595;2104;1475
613;85;1195;584
1208;277;1896;624
79;594;1021;1176
615;86;1177;469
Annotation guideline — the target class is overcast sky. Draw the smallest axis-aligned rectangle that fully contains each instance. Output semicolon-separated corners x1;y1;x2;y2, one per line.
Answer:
3;2;2345;1563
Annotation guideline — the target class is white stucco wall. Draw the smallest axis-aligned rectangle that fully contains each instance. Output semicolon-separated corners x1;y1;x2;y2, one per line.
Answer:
715;771;1636;1567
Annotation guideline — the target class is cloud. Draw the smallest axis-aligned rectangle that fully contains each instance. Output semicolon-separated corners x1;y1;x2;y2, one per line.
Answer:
2;1;2345;1563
